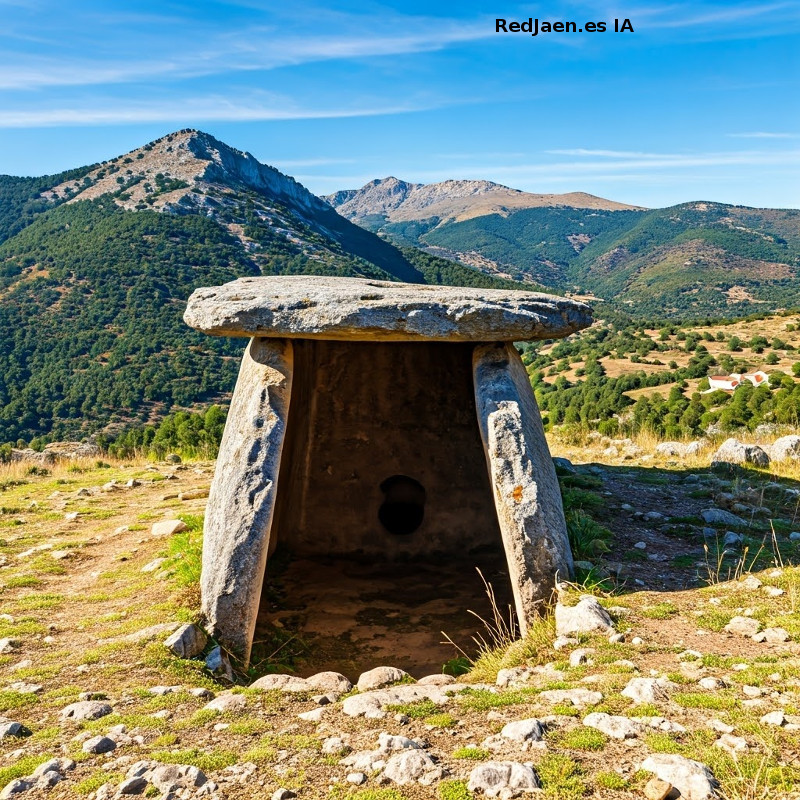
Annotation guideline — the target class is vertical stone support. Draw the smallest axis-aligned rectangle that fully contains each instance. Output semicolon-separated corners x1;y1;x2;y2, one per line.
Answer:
200;337;293;664
473;342;574;634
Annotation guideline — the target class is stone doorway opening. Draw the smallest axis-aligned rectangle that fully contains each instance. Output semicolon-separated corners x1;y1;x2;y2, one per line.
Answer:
254;339;514;675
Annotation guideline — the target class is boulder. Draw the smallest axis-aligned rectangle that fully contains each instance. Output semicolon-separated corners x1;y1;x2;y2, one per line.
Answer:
769;435;800;462
621;677;676;704
724;616;761;637
583;712;644;739
82;735;116;754
60;700;113;721
711;438;770;468
500;718;545;742
701;508;744;527
382;750;441;785
640;754;718;800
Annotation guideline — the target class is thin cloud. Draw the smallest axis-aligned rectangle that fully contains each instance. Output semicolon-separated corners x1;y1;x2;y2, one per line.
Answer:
727;132;797;138
0;96;436;128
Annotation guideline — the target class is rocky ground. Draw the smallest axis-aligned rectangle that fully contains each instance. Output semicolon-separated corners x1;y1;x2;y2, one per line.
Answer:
1;440;800;800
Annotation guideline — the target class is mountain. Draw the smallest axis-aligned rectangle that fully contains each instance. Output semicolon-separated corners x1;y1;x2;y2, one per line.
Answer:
325;176;639;228
0;130;518;445
328;179;800;316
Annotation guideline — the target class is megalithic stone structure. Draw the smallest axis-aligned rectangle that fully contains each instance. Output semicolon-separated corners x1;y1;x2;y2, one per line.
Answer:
184;276;592;665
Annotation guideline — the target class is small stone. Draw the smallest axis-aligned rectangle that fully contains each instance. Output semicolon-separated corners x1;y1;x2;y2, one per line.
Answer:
631;636;644;646
701;507;744;526
83;735;117;754
569;648;594;667
538;688;602;707
752;627;790;643
760;710;785;727
715;734;748;755
496;667;533;688
621;677;675;705
346;773;367;785
741;575;762;590
271;790;296;800
117;776;148;794
151;519;188;537
742;685;762;698
583;712;643;739
643;776;673;800
60;700;113;721
356;666;409;692
698;677;726;690
141;558;167;573
418;674;456;686
608;632;625;644
0;639;19;654
322;736;350;755
382;750;439;785
0;721;29;739
763;586;784;597
467;761;539;797
634;541;647;549
205;646;233;680
554;596;614;637
0;779;30;798
298;707;325;722
724;616;761;637
500;718;545;742
163;623;207;658
203;693;246;713
552;636;579;650
709;719;734;734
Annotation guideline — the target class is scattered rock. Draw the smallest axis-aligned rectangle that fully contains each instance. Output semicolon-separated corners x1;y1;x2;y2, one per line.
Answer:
760;710;785;727
640;754;718;800
83;735;117;754
621;677;676;705
500;718;545;742
701;508;744;527
342;684;449;718
203;693;246;713
538;688;602;707
150;519;188;537
643;776;674;800
0;720;29;739
382;749;441;785
554;596;614;637
0;639;19;654
141;558;167;573
356;666;409;692
163;623;207;658
346;772;367;785
752;627;790;643
496;667;534;688
715;733;748;756
250;674;312;692
724;616;761;637
769;435;800;462
583;712;644;739
60;700;113;721
467;761;539;797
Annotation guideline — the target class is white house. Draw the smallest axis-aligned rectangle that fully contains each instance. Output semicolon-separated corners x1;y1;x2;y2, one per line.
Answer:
706;370;769;393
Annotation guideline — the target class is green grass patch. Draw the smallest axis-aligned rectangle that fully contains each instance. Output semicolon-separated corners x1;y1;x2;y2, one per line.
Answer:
14;592;63;610
74;771;125;795
595;771;629;790
385;699;441;718
437;780;472;800
148;748;238;772
0;690;39;712
455;687;537;712
674;692;737;710
452;746;489;760
641;601;679;619
0;755;53;786
424;713;457;728
551;726;607;751
536;753;586;800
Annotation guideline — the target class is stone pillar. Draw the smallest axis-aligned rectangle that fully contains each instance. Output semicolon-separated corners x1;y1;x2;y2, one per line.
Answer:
473;342;574;634
200;337;293;664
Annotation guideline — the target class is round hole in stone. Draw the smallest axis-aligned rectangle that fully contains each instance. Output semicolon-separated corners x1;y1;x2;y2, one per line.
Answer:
379;475;426;536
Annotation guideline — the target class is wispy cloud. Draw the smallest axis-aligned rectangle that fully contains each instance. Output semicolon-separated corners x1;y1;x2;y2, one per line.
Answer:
0;13;490;90
0;94;435;127
727;131;797;138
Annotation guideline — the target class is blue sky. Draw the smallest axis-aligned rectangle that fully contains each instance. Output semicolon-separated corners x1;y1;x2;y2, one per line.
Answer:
1;0;798;208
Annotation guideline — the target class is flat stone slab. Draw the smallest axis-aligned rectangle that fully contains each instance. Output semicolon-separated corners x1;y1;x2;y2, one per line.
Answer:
184;276;592;342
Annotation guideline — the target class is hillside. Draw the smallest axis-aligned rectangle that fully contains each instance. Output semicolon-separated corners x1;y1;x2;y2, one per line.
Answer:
328;179;800;317
0;131;517;445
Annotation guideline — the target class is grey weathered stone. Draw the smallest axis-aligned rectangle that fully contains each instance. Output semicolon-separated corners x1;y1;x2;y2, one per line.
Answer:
184;276;592;342
150;519;188;537
752;627;789;643
250;673;311;692
163;623;207;659
500;718;545;742
200;337;293;662
357;666;409;692
203;692;246;713
701;508;744;527
382;750;440;785
0;779;29;798
538;688;603;706
60;700;112;721
474;342;574;633
0;720;28;739
640;754;718;800
149;764;207;791
117;776;148;794
467;761;539;797
583;712;644;739
724;616;761;637
621;677;676;705
769;435;800;462
82;735;117;754
342;684;449;717
378;733;421;753
711;438;770;468
555;596;613;637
